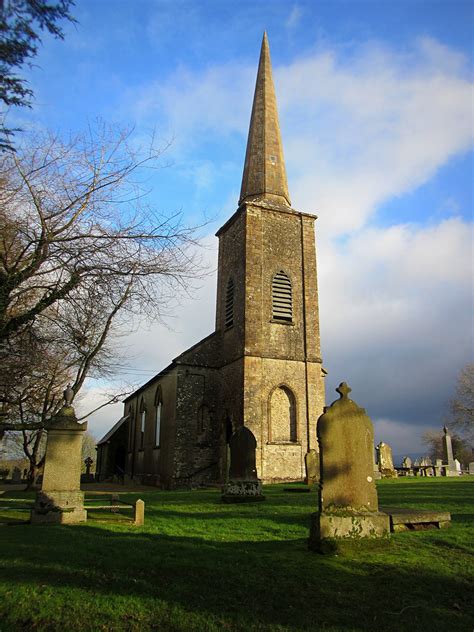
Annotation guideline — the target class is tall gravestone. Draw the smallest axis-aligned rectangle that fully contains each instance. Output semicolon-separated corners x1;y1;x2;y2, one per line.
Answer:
309;383;389;550
376;442;397;478
31;386;88;524
222;426;265;502
442;426;457;476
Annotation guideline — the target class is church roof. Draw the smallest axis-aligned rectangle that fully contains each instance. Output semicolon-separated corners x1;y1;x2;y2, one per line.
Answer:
239;32;291;208
97;414;129;445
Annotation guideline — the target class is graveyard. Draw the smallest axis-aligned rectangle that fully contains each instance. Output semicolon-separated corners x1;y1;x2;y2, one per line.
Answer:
0;477;473;632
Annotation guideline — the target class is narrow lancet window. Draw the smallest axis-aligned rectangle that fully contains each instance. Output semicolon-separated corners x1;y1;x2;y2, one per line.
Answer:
139;399;146;450
272;271;292;321
154;387;163;448
225;277;235;328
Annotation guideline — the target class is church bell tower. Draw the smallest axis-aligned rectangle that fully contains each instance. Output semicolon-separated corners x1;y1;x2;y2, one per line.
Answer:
215;33;325;481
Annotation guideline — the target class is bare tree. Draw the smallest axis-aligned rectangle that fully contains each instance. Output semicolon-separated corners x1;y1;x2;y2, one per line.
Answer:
0;124;201;344
447;364;474;443
0;124;204;465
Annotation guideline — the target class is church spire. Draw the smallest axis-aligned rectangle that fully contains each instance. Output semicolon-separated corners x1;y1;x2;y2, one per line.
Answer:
239;32;291;207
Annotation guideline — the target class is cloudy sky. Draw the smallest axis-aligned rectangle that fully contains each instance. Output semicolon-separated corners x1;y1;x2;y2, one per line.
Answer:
12;0;473;457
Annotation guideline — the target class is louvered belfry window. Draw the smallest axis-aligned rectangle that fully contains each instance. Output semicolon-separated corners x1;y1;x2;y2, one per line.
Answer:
225;277;234;328
272;271;292;321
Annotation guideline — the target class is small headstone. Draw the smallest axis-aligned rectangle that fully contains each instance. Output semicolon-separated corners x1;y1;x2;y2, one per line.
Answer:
222;426;265;502
376;442;397;478
11;467;22;484
468;462;474;475
309;383;389;550
402;456;412;468
305;449;320;485
454;459;462;475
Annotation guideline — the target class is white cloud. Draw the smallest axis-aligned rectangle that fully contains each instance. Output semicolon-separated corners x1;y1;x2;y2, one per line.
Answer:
286;5;303;31
129;36;473;235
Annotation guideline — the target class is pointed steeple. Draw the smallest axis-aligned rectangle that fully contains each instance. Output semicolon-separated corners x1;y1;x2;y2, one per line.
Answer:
239;32;291;207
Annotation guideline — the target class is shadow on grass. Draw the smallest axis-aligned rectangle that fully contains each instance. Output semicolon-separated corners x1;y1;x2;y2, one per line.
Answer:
0;521;473;632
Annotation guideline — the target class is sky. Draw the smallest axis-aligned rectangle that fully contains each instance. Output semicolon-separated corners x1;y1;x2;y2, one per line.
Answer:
8;0;474;458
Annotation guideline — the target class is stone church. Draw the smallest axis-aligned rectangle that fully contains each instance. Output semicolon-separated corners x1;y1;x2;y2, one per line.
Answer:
96;33;326;488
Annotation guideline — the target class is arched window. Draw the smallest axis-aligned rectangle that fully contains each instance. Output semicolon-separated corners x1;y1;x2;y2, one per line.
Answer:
272;271;292;322
139;398;146;450
225;277;234;328
269;386;297;442
154;387;163;448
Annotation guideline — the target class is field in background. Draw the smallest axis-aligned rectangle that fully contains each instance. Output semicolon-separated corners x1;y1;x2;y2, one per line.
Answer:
0;478;473;631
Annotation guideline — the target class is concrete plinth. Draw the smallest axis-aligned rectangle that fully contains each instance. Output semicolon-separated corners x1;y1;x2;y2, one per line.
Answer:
31;490;87;524
222;480;265;503
309;510;390;550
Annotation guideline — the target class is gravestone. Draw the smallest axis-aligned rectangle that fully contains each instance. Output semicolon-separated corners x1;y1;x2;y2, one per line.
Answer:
309;383;389;550
31;386;88;524
376;442;397;478
305;449;320;485
442;426;457;476
454;459;462;475
402;456;412;468
222;426;265;502
468;462;474;475
81;456;95;483
11;467;22;484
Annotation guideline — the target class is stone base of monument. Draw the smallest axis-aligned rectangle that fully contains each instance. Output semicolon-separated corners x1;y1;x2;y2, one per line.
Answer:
308;510;390;551
381;507;451;532
222;480;265;503
30;490;87;524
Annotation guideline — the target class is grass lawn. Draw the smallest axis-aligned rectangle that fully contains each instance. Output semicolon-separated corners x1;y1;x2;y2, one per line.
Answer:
0;478;473;631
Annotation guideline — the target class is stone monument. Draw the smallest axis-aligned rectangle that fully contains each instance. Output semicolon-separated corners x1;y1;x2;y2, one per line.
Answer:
376;441;397;478
309;383;390;550
304;449;320;485
31;385;88;524
442;426;457;476
222;426;265;502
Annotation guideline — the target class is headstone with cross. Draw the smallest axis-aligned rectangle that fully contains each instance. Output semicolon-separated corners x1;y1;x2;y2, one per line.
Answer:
309;382;390;549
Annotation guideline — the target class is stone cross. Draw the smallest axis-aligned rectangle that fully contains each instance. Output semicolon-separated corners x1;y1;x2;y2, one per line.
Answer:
84;456;93;476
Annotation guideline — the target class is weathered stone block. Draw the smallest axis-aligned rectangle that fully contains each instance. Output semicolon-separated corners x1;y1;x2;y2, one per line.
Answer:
309;510;390;549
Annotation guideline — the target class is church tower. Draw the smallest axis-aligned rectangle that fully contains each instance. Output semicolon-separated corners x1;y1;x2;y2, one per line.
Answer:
214;33;325;481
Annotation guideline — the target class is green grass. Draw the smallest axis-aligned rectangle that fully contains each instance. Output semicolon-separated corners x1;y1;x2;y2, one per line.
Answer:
0;478;473;631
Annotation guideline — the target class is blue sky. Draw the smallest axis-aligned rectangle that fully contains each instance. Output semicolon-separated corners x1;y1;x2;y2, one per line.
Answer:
8;0;474;456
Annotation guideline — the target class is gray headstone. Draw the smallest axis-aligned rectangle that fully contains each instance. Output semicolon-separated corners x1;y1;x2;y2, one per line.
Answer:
305;449;320;485
468;462;474;475
377;442;396;478
12;467;22;483
228;426;258;481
